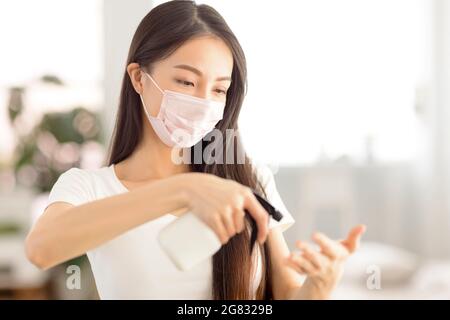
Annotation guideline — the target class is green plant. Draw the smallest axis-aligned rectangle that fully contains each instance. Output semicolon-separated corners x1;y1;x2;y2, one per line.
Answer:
3;74;105;268
6;75;104;193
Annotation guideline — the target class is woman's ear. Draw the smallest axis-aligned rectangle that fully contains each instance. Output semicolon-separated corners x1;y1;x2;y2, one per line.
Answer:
127;62;143;94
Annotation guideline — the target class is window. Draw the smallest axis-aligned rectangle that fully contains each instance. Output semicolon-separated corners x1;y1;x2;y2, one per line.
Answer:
155;0;430;165
0;0;103;157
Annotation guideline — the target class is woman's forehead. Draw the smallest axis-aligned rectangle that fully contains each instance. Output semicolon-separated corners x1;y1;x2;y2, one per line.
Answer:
160;36;233;79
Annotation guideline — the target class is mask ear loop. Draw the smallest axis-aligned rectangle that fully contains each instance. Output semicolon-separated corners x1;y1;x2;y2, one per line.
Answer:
142;70;164;94
139;70;165;121
139;93;154;122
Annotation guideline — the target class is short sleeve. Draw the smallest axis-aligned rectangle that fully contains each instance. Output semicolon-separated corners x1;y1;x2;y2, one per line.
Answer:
254;163;296;233
46;168;93;209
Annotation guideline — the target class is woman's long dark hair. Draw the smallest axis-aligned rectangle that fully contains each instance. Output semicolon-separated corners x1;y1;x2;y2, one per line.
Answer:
107;0;273;300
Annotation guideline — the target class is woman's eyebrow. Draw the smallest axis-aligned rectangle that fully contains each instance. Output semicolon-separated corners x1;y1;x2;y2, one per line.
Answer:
173;64;231;82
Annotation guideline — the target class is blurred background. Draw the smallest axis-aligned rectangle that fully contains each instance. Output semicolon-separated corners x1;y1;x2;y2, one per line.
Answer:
0;0;449;299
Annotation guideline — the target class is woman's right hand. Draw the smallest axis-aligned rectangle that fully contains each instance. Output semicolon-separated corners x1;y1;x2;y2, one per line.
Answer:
177;172;270;245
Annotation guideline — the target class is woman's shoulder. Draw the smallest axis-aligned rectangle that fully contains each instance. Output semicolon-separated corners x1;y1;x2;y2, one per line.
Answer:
251;161;296;232
48;165;113;207
251;161;277;188
54;166;113;190
58;166;91;180
58;165;111;182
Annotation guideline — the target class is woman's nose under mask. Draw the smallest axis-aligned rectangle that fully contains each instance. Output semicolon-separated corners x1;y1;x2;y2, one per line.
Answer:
139;71;226;148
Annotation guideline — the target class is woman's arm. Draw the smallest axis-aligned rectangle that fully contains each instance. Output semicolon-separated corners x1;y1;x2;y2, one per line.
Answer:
25;174;189;270
267;227;305;299
25;172;270;271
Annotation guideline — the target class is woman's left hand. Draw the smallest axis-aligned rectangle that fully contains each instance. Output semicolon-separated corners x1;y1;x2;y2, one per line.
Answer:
285;224;366;299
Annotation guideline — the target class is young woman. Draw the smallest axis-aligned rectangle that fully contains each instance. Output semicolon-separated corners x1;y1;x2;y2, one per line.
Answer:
25;0;366;300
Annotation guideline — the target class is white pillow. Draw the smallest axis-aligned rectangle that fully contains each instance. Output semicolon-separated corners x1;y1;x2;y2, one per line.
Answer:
342;241;420;286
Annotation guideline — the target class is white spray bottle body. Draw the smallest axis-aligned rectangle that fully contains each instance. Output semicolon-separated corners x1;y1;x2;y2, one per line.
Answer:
157;212;222;271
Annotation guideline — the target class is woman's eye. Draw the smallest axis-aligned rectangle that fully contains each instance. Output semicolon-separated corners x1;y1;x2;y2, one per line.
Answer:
175;79;194;87
215;89;227;95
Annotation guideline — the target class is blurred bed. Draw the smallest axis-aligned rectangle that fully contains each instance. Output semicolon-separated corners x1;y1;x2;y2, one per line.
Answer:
332;242;450;299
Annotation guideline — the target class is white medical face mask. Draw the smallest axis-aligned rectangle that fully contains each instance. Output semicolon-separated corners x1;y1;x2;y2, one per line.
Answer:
139;71;226;148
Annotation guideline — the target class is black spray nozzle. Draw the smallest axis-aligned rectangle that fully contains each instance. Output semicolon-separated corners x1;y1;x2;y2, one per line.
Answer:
246;192;283;254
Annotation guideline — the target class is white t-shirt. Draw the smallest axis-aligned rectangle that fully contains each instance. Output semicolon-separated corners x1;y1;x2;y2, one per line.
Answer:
45;163;295;299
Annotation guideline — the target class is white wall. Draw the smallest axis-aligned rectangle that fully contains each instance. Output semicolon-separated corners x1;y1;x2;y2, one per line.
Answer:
99;0;450;258
102;0;154;144
422;0;450;258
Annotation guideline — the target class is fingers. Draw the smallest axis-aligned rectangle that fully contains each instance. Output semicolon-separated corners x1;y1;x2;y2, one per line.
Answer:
233;209;246;233
216;208;247;244
340;224;366;254
243;191;269;244
296;240;324;270
287;231;366;283
221;210;236;239
211;215;230;244
285;241;328;276
286;252;318;275
219;206;248;243
312;232;349;261
209;189;269;245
